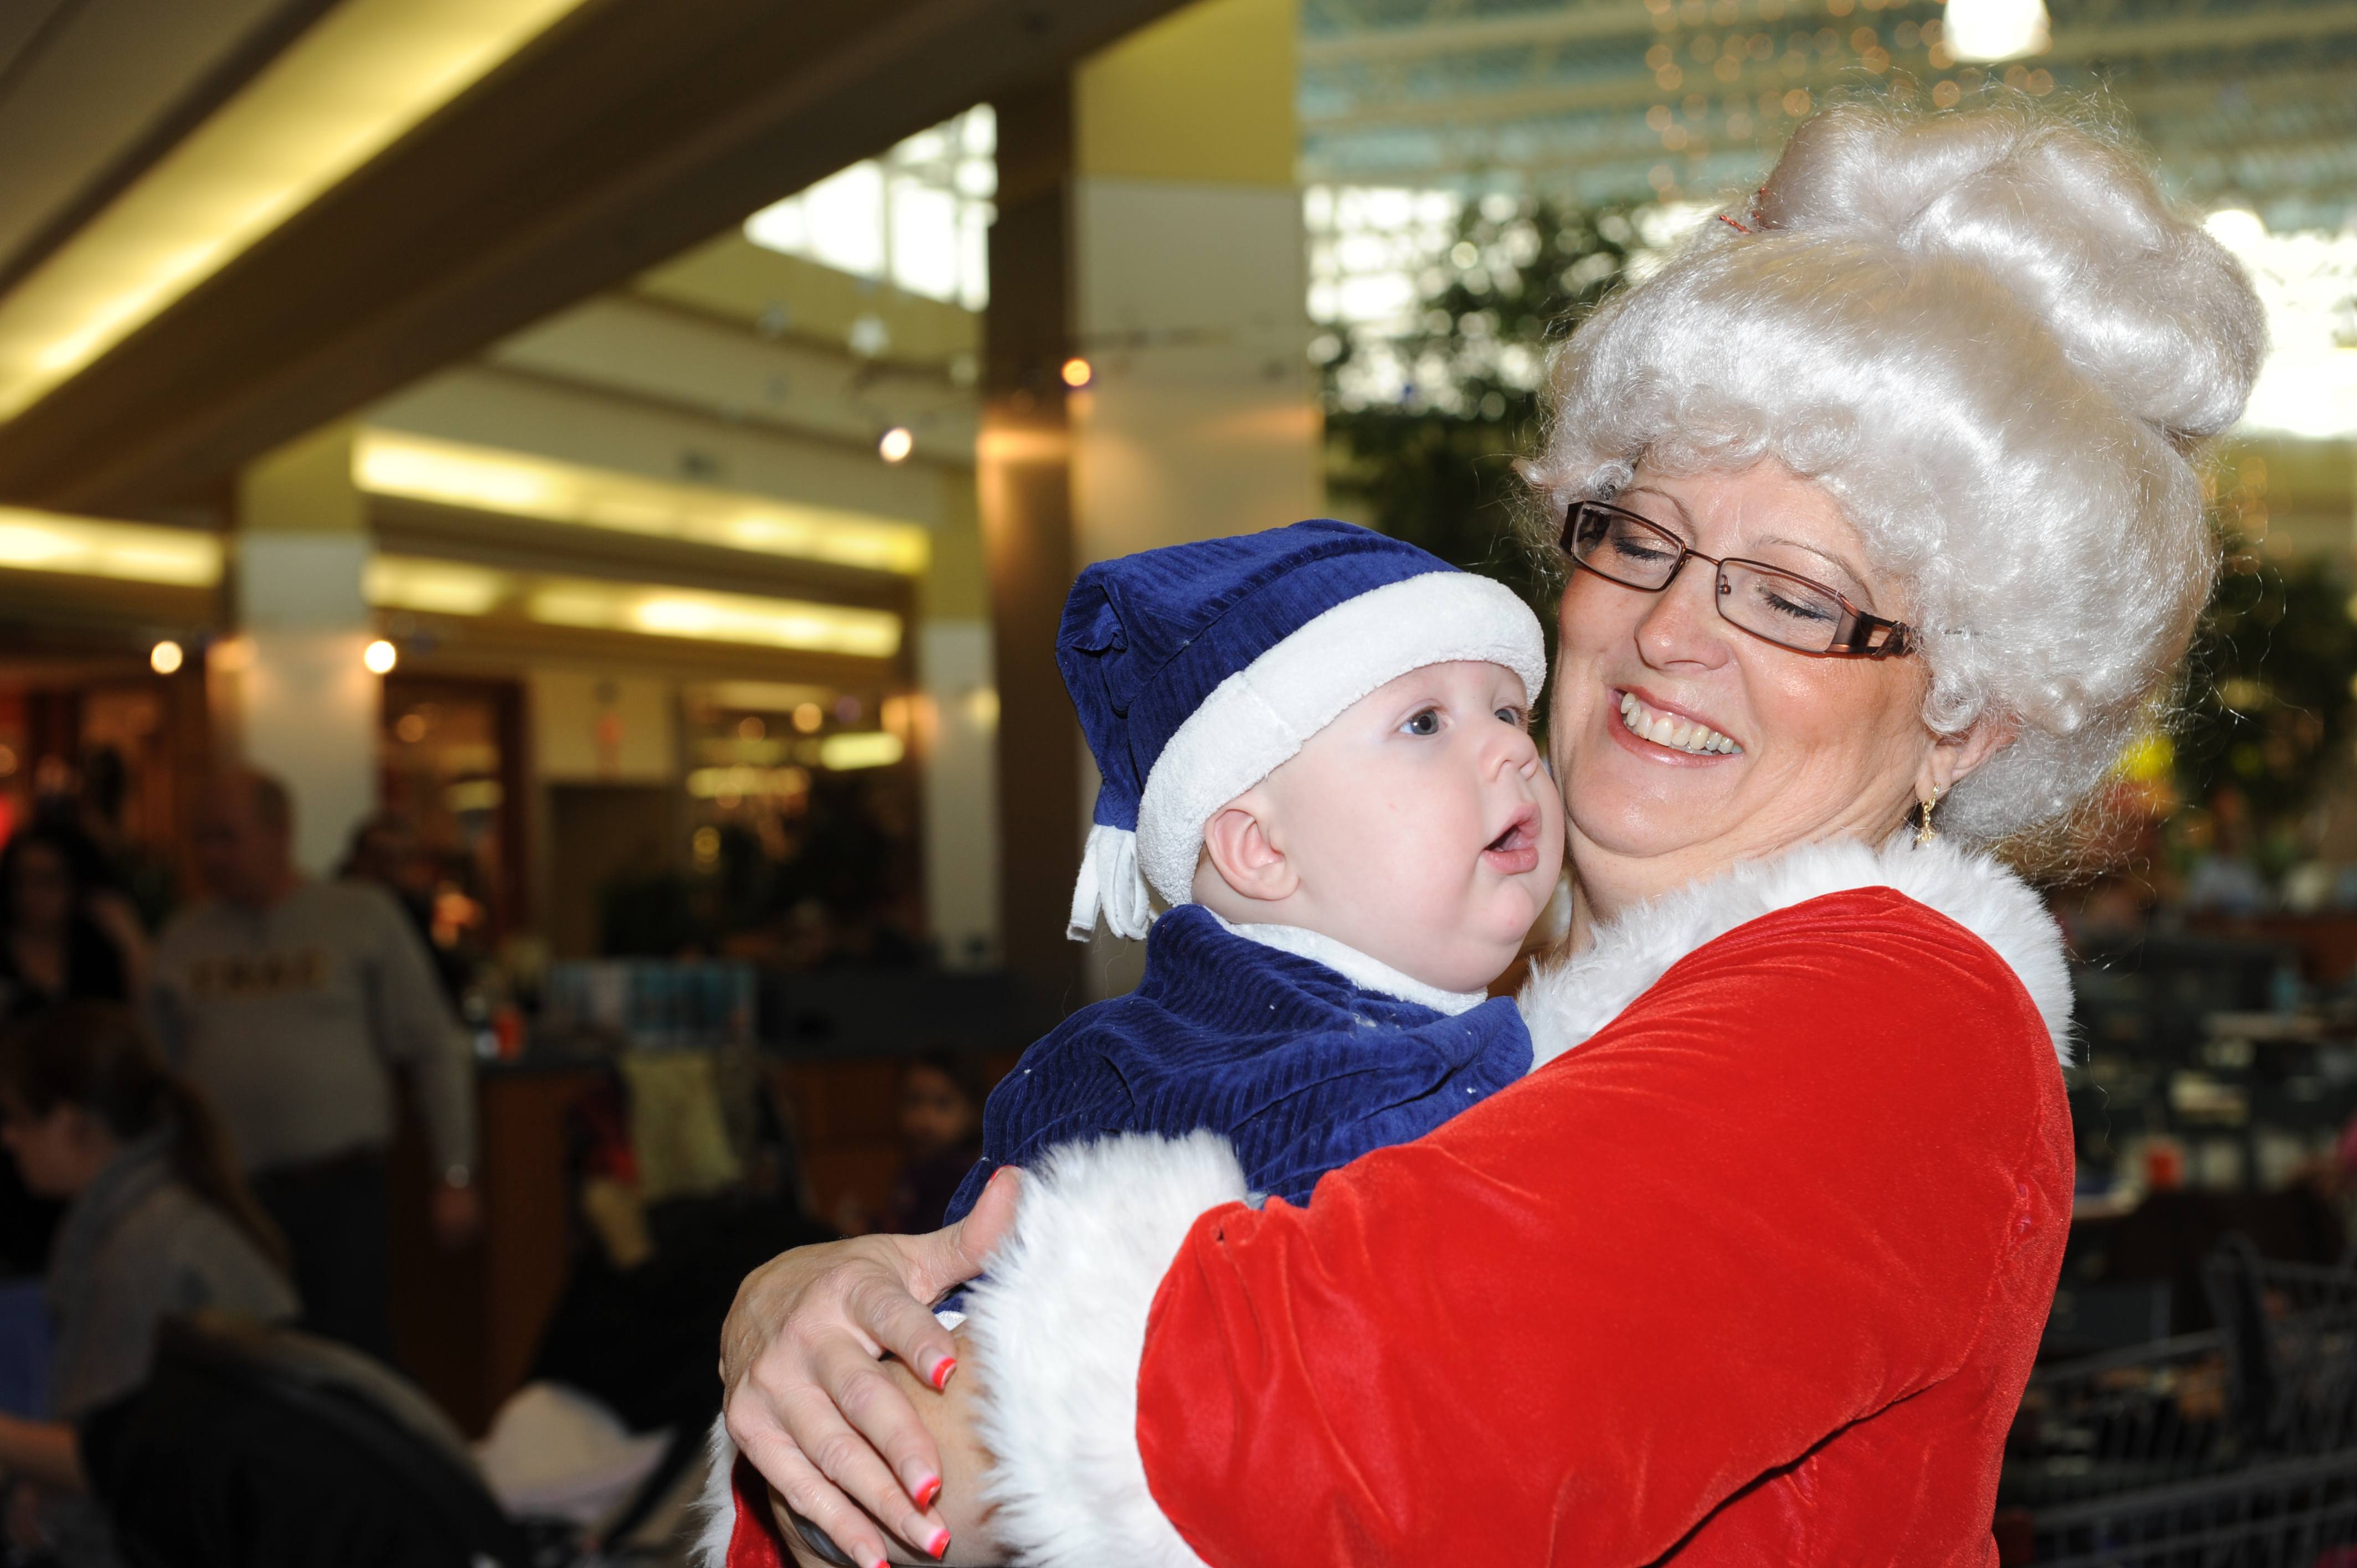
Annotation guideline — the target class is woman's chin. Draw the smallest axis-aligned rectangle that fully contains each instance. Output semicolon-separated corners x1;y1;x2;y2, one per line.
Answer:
1568;777;1737;851
1566;800;1736;868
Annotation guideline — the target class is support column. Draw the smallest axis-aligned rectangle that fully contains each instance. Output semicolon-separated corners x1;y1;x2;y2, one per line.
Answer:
221;422;379;875
917;474;1002;971
1069;0;1318;565
981;0;1314;1012
980;77;1084;1020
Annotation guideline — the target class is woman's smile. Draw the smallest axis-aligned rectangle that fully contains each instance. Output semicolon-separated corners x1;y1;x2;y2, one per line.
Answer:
1611;688;1743;759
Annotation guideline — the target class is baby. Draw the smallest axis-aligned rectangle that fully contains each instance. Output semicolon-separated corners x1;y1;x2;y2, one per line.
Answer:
941;519;1563;1231
701;521;1563;1568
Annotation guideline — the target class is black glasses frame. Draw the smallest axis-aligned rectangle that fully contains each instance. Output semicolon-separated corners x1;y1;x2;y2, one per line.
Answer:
1560;500;1916;659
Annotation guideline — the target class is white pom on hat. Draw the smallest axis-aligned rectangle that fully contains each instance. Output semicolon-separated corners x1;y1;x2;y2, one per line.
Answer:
1069;824;1154;942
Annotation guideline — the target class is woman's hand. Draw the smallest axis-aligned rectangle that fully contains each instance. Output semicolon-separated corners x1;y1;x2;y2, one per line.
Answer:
770;1345;1008;1567
721;1169;1020;1568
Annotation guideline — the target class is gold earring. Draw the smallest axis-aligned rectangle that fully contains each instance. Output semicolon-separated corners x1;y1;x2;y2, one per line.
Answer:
1915;785;1941;848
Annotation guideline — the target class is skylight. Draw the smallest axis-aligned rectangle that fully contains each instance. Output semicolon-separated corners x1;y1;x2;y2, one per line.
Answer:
743;108;995;312
2204;212;2357;442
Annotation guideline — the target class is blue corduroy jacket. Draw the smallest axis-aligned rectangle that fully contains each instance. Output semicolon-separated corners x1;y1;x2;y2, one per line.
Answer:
943;904;1531;1228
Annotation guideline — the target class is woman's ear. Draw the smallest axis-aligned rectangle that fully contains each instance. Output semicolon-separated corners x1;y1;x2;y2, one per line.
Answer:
1200;798;1296;905
1917;711;2018;802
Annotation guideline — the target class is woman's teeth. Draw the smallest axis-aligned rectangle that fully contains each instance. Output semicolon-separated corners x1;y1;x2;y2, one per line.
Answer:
1618;692;1742;755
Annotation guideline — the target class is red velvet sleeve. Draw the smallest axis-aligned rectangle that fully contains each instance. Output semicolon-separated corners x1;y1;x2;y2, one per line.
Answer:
1134;888;2066;1566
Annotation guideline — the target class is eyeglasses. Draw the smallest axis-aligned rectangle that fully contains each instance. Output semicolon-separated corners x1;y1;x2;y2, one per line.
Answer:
1560;500;1916;659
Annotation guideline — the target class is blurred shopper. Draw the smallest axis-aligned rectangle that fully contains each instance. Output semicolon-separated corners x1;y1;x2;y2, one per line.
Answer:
874;1050;984;1236
2183;785;2272;915
150;770;478;1361
0;826;145;1276
71;749;177;937
0;827;133;1025
0;1003;296;1567
339;811;468;1004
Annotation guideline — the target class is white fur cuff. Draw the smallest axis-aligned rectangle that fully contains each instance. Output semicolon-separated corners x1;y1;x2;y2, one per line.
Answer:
688;1415;739;1568
963;1132;1248;1568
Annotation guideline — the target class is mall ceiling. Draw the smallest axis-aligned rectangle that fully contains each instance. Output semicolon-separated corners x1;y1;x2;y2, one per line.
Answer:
1300;0;2357;229
0;0;1183;518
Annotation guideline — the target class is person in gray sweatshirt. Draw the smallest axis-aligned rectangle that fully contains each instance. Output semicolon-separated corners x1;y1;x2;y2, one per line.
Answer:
0;1002;297;1567
150;769;478;1362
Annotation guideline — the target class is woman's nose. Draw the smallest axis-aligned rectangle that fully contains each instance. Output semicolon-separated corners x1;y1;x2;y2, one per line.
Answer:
1635;565;1735;669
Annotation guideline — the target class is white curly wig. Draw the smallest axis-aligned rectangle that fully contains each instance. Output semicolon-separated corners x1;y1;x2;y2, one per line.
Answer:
1522;95;2267;848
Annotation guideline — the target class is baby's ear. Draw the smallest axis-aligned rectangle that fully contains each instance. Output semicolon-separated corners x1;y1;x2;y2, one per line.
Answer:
1200;800;1294;903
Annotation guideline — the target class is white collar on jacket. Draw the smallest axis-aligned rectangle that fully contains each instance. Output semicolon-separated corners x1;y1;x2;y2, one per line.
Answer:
1520;834;2074;1071
1207;910;1490;1016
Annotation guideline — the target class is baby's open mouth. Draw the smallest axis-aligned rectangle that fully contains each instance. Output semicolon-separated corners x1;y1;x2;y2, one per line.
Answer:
1481;807;1541;875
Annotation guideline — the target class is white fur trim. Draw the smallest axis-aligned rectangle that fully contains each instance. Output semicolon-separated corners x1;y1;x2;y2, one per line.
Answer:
1213;910;1489;1015
1133;572;1547;909
1520;836;2073;1070
687;1415;737;1568
1069;823;1155;942
964;1132;1246;1568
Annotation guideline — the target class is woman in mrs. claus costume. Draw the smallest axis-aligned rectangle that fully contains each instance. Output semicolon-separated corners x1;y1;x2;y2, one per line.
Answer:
708;95;2266;1567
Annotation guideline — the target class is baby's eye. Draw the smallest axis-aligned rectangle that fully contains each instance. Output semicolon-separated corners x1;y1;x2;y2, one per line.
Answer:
1401;708;1441;737
1495;706;1527;729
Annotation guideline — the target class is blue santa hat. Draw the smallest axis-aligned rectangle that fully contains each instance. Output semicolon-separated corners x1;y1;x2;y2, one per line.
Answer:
1057;519;1548;941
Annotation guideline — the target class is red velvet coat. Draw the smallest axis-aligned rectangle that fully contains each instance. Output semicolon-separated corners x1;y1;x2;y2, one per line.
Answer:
703;838;2073;1568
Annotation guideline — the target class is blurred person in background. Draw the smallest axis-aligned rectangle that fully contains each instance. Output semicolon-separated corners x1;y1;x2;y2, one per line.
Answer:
874;1051;985;1237
2182;785;2272;915
0;1003;296;1567
0;827;136;1025
69;749;177;937
339;810;469;1005
0;826;146;1276
149;770;478;1363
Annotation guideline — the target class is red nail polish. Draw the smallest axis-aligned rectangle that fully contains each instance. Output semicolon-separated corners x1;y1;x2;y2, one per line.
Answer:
914;1474;941;1510
927;1526;953;1559
930;1355;958;1391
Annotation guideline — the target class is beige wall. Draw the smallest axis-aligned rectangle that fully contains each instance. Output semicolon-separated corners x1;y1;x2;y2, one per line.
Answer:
528;669;678;783
1067;0;1317;998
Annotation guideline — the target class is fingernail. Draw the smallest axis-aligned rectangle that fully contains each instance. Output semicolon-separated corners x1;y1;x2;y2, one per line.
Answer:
913;1474;941;1510
927;1526;953;1559
929;1355;958;1391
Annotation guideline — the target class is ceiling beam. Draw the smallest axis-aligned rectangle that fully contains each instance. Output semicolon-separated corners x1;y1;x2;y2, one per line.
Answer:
1310;60;1924;132
1303;2;2357;130
0;0;1184;515
0;0;345;302
1303;60;2357;158
1303;2;1686;63
1303;0;2357;70
1301;68;2357;200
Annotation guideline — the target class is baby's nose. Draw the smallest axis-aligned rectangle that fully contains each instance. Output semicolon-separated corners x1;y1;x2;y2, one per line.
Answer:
1485;723;1540;774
